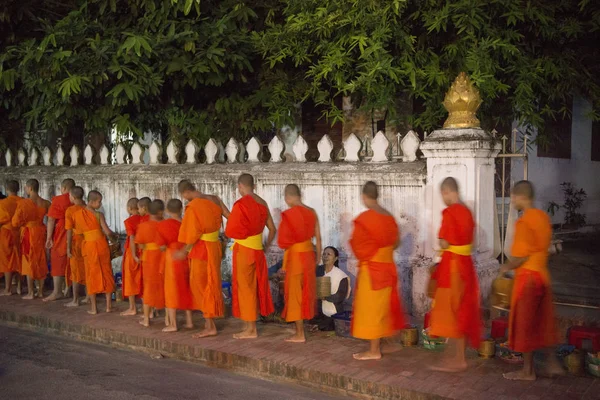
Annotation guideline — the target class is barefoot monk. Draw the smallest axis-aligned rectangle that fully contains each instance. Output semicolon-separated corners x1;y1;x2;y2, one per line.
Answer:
65;186;87;307
0;180;22;296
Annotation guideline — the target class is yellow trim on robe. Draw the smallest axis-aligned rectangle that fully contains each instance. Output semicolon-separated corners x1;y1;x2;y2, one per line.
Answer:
83;229;103;241
234;233;263;250
445;244;472;256
200;230;219;242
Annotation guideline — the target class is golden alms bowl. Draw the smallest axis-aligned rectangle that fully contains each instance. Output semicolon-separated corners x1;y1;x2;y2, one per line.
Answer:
491;276;513;311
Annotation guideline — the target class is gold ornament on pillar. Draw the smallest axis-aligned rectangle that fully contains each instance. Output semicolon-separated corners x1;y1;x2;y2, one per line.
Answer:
442;72;482;129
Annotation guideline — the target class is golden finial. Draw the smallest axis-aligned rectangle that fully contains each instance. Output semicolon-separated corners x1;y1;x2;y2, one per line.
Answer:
442;72;482;129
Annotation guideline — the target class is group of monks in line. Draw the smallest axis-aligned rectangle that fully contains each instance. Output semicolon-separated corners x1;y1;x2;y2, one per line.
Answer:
0;174;558;381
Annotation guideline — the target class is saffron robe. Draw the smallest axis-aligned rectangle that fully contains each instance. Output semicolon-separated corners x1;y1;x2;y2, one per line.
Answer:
159;219;193;310
71;208;115;295
429;203;482;348
178;198;223;317
65;204;86;285
350;209;405;339
47;193;71;277
13;199;48;280
136;219;165;308
508;208;557;353
225;195;274;321
278;205;316;322
0;195;22;274
122;214;142;298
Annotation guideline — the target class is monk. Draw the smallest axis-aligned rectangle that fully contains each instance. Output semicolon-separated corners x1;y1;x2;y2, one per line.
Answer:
120;198;142;316
500;180;560;381
225;173;276;339
44;178;75;301
176;180;229;337
138;197;151;223
136;199;166;327
71;190;116;314
350;181;405;360
428;177;481;372
12;179;50;300
278;184;321;343
0;180;23;295
65;186;87;307
160;199;193;332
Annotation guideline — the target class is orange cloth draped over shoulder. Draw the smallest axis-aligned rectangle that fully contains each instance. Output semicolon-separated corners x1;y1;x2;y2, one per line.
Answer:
72;208;115;295
48;193;71;277
225;195;274;321
122;214;142;298
508;208;557;353
159;218;192;310
178;198;223;317
65;205;86;285
429;203;481;348
350;209;405;339
0;195;22;274
278;206;316;322
12;199;48;280
136;219;165;308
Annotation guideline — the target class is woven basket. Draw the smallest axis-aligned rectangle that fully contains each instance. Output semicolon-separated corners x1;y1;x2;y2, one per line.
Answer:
108;236;122;260
491;276;513;311
316;276;331;298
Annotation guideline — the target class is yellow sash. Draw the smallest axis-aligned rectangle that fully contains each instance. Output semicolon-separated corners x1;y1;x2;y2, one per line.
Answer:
200;230;219;242
370;246;394;263
142;242;160;262
83;229;104;241
444;244;472;256
234;233;263;250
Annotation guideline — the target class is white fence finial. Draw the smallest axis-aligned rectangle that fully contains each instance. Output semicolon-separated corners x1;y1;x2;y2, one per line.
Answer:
225;138;239;164
69;146;80;166
317;134;333;162
204;139;218;164
371;131;390;162
42;147;52;166
343;133;361;162
115;143;126;164
185;140;198;164
99;145;110;165
246;137;262;162
149;141;161;164
29;148;39;166
401;130;421;162
5;149;12;167
268;136;284;163
130;142;143;164
55;146;65;166
17;149;26;166
166;141;177;164
292;135;308;162
84;145;94;165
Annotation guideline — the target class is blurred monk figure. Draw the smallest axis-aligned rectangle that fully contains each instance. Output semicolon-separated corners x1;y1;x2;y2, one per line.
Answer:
278;184;321;343
160;199;193;332
121;198;142;316
429;177;481;372
44;178;75;302
501;180;560;381
350;181;405;360
13;179;50;300
0;180;23;295
176;180;229;338
136;199;166;327
71;190;116;314
65;186;87;307
138;197;151;223
225;173;276;339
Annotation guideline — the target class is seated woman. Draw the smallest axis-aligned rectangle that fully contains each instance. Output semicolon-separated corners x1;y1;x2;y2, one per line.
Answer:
310;246;351;331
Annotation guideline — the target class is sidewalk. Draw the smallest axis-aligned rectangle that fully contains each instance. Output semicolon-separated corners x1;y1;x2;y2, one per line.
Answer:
0;297;597;400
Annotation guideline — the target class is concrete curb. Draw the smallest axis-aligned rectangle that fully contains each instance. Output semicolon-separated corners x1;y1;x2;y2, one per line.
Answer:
0;308;444;400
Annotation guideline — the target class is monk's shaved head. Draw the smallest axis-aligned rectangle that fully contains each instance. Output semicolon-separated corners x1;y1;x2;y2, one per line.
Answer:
26;179;40;193
149;199;165;215
178;179;195;193
441;177;459;193
138;197;151;209
238;173;254;188
512;180;535;200
61;178;75;190
88;190;102;202
284;184;301;198
70;186;84;200
6;180;19;194
167;199;183;214
362;181;378;200
127;198;139;209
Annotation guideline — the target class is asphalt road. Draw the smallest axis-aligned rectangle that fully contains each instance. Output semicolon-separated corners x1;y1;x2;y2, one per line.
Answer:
0;325;345;400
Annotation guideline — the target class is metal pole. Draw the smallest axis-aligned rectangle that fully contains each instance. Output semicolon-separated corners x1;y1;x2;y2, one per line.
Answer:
523;134;529;180
501;135;507;264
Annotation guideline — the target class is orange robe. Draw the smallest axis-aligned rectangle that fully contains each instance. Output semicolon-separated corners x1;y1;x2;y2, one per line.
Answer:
65;205;86;285
159;219;193;310
47;193;71;277
508;208;557;353
12;199;48;280
225;195;274;321
71;208;115;295
429;203;481;348
0;195;22;274
178;198;223;317
122;214;142;298
278;206;316;322
136;220;165;308
350;209;405;339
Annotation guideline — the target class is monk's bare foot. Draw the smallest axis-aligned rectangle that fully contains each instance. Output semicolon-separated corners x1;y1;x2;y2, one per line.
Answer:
87;310;98;315
183;323;194;329
284;334;306;343
430;360;468;372
139;320;150;327
81;297;90;304
162;326;178;333
193;328;217;338
233;330;258;339
22;293;35;300
120;309;137;316
65;301;79;307
503;370;536;381
0;291;13;296
353;351;382;361
42;293;62;302
16;285;21;295
106;308;113;313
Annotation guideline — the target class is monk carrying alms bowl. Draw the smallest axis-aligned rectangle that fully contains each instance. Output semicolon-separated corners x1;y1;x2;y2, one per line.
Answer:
492;274;514;311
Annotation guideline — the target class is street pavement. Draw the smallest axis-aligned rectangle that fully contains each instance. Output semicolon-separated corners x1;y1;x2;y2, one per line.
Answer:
0;325;345;400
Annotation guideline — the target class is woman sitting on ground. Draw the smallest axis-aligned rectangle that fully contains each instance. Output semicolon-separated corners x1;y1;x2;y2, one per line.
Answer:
309;246;351;331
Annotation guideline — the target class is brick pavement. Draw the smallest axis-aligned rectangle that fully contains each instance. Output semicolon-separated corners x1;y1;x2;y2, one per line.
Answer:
0;296;597;400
